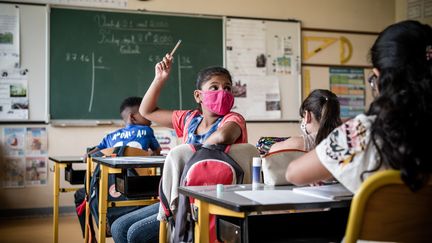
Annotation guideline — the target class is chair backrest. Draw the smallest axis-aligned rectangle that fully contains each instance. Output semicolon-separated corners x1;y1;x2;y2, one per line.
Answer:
344;170;432;243
89;146;152;175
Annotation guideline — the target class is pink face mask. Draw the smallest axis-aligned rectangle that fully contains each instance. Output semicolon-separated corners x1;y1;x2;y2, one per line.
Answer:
200;90;234;115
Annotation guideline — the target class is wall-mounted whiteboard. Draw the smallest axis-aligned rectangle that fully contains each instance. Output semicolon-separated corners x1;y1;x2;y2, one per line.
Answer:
226;17;302;121
0;3;48;122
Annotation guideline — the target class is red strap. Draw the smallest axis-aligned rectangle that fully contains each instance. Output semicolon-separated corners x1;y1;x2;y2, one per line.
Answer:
76;198;86;216
224;145;231;153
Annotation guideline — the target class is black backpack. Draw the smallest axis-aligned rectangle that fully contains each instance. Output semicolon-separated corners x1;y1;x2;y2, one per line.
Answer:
160;144;244;243
74;146;142;239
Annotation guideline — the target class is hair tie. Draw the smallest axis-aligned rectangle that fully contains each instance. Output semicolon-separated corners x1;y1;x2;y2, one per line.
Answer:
427;45;432;61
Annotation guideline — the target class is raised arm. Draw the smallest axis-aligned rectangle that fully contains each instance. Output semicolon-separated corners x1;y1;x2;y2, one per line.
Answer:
139;54;174;128
204;121;242;145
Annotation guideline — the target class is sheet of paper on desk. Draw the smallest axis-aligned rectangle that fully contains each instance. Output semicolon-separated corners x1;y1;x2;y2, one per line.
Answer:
104;157;166;162
235;190;330;204
292;184;353;200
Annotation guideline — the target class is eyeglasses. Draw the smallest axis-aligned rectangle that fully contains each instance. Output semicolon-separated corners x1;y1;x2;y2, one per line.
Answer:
367;72;378;89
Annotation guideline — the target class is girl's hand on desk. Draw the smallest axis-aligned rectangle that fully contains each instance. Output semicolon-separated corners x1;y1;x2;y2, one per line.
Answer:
155;54;173;83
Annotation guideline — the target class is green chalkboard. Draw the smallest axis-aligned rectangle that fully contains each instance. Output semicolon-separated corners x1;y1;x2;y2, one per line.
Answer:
50;8;223;120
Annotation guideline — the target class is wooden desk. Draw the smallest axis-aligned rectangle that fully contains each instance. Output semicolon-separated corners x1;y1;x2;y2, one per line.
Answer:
91;156;165;243
179;184;352;243
49;156;84;243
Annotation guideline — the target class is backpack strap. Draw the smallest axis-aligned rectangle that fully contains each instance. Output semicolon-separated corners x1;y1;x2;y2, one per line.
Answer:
190;143;202;152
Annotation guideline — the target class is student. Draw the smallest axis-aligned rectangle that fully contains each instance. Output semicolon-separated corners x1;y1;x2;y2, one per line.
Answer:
269;89;342;153
74;96;161;237
285;20;432;193
111;54;248;243
89;96;161;155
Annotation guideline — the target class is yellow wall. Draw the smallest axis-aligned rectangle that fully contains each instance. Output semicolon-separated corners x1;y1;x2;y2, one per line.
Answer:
0;0;395;209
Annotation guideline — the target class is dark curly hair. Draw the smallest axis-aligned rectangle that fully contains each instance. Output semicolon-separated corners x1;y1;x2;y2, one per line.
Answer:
299;89;342;146
119;96;142;114
365;20;432;191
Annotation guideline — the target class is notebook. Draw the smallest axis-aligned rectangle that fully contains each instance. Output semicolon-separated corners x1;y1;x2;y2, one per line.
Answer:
292;183;353;200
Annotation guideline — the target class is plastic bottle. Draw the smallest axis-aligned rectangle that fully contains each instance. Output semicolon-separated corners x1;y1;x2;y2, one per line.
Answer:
252;157;262;189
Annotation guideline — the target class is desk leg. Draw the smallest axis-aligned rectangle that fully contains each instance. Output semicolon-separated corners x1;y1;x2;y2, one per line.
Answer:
84;159;91;243
195;199;210;243
98;165;109;243
53;163;60;243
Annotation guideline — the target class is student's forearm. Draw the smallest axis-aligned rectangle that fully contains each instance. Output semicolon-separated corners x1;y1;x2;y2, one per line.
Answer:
140;78;166;117
205;127;240;145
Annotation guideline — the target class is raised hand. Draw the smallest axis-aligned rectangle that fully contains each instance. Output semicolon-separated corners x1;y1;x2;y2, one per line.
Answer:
154;53;173;83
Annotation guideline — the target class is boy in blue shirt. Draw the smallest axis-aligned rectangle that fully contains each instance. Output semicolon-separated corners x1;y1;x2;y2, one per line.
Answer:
75;97;160;238
91;96;161;155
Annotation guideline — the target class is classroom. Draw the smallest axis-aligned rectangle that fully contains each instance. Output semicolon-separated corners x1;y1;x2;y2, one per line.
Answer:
0;0;431;242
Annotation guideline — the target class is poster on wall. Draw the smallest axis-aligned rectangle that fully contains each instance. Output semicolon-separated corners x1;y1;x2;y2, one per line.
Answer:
231;76;281;120
2;127;48;187
26;127;48;156
0;73;29;120
3;127;25;156
0;4;20;72
329;67;365;119
154;129;178;156
3;156;25;188
226;18;267;76
25;157;47;186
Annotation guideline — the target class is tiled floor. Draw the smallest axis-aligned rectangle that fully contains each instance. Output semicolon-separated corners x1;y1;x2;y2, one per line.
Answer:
0;214;114;243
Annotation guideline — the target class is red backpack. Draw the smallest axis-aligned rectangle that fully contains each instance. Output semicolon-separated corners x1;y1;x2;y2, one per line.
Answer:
160;144;244;243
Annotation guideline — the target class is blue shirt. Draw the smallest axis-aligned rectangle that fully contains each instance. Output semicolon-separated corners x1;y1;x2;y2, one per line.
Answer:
97;124;160;151
185;115;222;144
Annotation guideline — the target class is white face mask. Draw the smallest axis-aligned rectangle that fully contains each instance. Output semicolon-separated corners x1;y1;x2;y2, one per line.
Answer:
300;119;309;136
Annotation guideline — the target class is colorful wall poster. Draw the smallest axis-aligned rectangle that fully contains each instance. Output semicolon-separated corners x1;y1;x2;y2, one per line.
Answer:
26;127;48;156
329;67;365;119
2;126;48;187
154;128;178;156
3;127;25;156
25;157;47;185
3;156;25;188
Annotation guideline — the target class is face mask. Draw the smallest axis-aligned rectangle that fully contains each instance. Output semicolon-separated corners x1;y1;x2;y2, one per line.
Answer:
300;119;309;136
200;90;234;115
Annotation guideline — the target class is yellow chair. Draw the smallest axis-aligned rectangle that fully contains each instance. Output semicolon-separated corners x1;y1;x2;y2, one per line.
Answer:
344;170;432;243
84;146;153;243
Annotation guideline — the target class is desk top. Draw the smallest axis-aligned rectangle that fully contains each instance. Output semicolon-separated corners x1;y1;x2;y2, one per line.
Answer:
179;184;351;213
49;156;84;163
92;156;166;168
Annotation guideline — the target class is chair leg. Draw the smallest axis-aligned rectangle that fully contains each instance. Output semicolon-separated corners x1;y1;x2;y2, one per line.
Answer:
159;221;167;243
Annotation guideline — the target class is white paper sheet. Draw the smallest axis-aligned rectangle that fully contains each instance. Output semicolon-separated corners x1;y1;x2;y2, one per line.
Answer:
0;73;28;120
226;18;267;76
235;190;330;204
232;75;281;119
0;4;20;71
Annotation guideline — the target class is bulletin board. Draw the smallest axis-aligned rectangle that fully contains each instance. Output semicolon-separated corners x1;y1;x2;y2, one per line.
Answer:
0;3;48;122
226;17;302;121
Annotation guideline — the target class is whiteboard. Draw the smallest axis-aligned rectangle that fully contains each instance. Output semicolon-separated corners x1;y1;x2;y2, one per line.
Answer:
0;3;48;122
225;17;301;121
